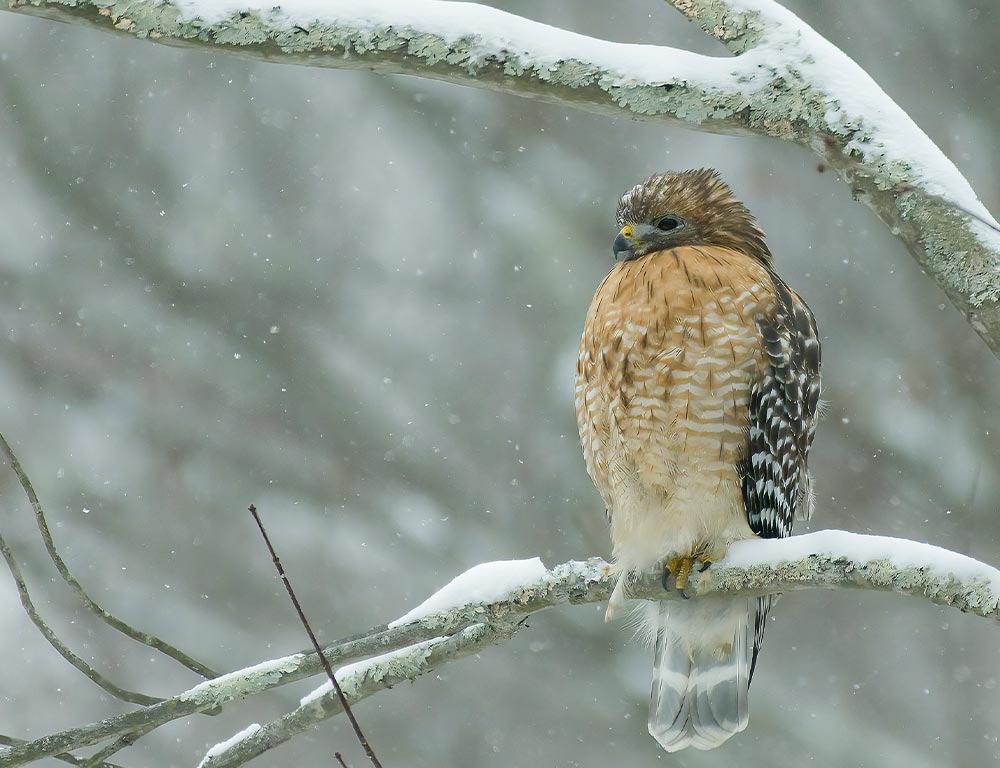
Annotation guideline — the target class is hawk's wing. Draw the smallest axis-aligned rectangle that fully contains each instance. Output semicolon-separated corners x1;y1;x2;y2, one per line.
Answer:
738;270;822;677
740;273;821;537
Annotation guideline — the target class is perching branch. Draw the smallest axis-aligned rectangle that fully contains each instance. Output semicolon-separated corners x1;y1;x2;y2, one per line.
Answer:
3;0;999;357
4;531;998;767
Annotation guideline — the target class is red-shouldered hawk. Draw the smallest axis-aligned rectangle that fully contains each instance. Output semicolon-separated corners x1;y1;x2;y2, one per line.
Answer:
575;169;821;751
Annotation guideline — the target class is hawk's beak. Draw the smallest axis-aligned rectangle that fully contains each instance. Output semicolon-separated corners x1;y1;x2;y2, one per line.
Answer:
613;225;634;260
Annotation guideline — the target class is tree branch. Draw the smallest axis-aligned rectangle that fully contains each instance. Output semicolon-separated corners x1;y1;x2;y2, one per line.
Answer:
4;531;998;767
0;524;162;707
198;625;500;768
0;432;219;680
0;617;479;766
0;736;124;768
3;0;999;357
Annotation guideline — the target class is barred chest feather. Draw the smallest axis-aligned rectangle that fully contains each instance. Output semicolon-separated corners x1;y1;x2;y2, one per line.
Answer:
575;245;777;569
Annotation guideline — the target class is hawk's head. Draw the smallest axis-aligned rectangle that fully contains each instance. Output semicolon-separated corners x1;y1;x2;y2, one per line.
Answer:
613;169;771;266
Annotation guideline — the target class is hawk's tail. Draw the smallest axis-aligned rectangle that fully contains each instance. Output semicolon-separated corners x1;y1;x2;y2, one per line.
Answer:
647;597;760;751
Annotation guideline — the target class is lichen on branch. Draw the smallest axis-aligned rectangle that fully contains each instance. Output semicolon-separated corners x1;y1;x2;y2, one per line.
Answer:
5;530;999;767
4;0;999;355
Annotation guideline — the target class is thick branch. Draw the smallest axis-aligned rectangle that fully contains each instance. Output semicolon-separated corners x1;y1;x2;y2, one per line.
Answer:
198;625;500;768
0;623;450;767
4;531;998;767
0;736;123;768
3;0;999;356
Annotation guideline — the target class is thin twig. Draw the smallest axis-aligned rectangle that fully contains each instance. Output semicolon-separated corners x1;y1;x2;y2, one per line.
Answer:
335;753;349;768
248;504;382;768
0;734;125;768
81;724;154;768
0;526;161;706
0;431;219;679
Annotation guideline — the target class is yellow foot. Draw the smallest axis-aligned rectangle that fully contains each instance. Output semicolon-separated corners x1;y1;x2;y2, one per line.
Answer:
665;556;694;592
662;554;715;596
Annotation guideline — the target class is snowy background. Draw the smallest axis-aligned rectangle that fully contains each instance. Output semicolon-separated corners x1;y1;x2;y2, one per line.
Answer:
1;1;999;766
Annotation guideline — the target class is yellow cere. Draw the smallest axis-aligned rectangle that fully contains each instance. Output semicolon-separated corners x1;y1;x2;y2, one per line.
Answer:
620;225;633;239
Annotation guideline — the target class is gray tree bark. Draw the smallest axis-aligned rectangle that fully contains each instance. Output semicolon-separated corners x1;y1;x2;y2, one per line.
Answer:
3;531;999;767
4;0;1000;357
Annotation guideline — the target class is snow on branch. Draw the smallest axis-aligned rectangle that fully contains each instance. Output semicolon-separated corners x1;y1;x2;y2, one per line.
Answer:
4;530;999;767
4;0;1000;357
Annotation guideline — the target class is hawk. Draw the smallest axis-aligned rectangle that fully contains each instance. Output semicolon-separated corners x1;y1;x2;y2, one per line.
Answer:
575;169;821;751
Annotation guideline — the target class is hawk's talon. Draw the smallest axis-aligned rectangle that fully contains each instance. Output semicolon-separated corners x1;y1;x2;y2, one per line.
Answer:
674;556;693;591
662;555;695;598
662;554;713;598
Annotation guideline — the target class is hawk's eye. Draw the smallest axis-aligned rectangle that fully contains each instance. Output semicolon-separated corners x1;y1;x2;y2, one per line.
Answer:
656;216;682;232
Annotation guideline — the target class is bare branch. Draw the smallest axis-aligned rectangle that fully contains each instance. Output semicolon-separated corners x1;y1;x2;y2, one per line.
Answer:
2;0;998;356
199;625;498;768
0;432;219;679
0;617;475;766
5;531;998;767
196;530;1000;766
0;524;161;707
81;725;153;768
0;736;124;768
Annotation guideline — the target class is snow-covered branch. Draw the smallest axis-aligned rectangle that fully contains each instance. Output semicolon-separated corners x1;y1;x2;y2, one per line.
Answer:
4;530;998;767
4;0;1000;357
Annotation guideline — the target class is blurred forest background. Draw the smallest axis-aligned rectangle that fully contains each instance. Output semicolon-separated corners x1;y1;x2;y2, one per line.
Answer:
1;1;998;766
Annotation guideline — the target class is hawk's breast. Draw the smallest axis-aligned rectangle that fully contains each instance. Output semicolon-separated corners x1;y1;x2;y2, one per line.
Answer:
575;246;777;523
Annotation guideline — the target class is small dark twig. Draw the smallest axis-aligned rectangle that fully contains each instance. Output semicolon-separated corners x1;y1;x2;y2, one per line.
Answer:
248;504;382;768
0;431;219;680
335;753;349;768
